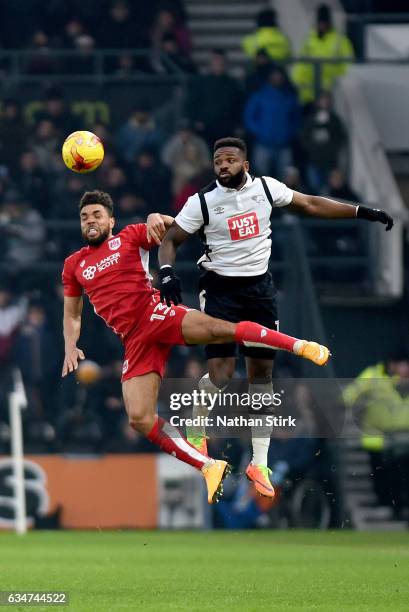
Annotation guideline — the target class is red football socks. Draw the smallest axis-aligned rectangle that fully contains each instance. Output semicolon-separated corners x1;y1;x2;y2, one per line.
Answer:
146;416;208;470
234;321;298;353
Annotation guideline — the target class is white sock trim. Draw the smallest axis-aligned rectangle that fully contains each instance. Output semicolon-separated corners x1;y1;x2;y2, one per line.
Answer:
162;420;209;464
293;339;306;355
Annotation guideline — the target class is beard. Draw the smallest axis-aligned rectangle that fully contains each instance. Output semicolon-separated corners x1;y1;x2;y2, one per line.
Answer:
83;226;111;246
217;167;246;189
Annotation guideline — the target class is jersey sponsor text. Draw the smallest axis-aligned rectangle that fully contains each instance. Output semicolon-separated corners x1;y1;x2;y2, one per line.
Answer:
82;252;120;280
228;212;260;241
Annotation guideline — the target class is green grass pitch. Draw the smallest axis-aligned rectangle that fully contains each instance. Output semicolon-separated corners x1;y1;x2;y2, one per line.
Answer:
1;530;408;611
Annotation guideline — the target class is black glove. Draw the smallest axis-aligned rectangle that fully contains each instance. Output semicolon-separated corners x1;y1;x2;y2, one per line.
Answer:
357;206;394;231
159;266;182;307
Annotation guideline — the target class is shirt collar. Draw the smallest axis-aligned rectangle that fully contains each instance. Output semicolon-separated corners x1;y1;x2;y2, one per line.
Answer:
216;172;253;193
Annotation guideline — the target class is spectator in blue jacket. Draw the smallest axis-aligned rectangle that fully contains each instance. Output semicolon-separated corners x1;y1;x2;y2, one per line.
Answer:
116;107;163;165
243;66;301;179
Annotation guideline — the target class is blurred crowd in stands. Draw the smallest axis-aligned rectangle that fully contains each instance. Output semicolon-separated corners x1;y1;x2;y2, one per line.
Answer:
0;2;366;454
0;3;358;216
0;0;192;76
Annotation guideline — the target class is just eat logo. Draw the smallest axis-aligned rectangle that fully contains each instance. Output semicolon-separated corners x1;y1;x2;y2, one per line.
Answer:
228;212;260;241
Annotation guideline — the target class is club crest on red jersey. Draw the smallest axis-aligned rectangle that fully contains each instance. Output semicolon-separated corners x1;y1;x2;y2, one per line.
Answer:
108;237;121;251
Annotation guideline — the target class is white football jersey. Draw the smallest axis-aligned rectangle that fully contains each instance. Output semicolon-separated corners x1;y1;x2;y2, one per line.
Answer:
175;173;293;276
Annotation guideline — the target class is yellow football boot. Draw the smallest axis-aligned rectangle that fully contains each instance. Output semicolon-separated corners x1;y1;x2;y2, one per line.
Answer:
246;464;275;498
201;460;231;504
293;340;330;366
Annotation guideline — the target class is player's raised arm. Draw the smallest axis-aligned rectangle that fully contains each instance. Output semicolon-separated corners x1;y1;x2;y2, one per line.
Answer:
62;295;85;377
157;222;191;306
158;221;191;266
146;213;175;245
158;191;204;306
288;191;394;230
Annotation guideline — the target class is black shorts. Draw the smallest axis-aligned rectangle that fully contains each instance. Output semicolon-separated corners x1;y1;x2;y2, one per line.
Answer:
199;270;279;360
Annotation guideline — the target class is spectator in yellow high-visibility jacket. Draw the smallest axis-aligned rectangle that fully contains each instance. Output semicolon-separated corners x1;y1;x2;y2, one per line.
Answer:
242;8;291;63
343;349;409;516
292;4;354;104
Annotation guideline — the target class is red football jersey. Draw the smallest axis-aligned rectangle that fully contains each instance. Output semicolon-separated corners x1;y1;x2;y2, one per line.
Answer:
62;224;157;338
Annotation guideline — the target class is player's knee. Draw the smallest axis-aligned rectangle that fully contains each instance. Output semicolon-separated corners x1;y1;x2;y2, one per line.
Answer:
207;364;235;388
199;372;229;394
207;318;231;342
127;407;152;434
247;357;274;383
248;369;273;384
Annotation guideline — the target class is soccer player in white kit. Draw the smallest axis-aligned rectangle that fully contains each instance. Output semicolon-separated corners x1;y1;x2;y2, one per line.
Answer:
158;137;393;498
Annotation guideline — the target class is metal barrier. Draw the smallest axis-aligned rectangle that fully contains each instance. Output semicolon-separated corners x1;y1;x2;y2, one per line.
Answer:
0;49;188;86
0;48;407;105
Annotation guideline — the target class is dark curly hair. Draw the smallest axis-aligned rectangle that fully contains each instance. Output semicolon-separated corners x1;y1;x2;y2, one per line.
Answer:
213;137;247;158
79;190;114;216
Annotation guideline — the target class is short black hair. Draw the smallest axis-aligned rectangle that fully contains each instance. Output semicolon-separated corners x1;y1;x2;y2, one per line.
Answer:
79;190;114;216
317;4;331;24
257;8;277;28
213;137;247;158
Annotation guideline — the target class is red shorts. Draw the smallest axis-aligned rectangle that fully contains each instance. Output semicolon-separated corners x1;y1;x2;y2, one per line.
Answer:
121;298;191;382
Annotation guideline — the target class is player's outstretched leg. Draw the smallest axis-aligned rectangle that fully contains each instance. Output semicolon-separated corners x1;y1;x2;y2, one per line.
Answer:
181;313;331;366
246;375;276;499
187;372;231;456
122;373;230;503
186;373;211;456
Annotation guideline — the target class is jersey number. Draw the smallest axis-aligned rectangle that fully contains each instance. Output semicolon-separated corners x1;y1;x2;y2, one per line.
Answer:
150;302;174;321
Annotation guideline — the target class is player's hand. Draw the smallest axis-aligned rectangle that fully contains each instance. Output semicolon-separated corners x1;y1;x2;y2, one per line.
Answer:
147;213;166;245
62;346;85;377
159;266;182;307
357;206;394;231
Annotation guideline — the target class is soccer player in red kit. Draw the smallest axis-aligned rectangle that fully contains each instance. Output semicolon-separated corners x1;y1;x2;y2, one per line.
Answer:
62;190;330;503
